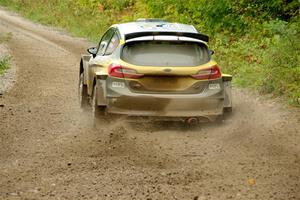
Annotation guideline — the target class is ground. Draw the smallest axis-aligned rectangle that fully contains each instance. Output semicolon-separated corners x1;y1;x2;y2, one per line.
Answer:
0;8;299;200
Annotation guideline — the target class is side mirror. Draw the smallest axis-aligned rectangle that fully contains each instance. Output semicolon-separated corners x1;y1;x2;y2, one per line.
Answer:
209;50;215;55
87;47;97;57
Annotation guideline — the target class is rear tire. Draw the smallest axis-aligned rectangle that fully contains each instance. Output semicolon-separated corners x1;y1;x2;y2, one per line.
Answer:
78;73;89;109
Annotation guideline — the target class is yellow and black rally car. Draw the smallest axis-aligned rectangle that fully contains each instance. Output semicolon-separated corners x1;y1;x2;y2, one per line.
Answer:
79;19;232;123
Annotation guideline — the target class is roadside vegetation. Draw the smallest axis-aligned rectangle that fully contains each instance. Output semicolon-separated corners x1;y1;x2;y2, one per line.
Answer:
0;0;299;105
0;55;10;75
0;32;12;75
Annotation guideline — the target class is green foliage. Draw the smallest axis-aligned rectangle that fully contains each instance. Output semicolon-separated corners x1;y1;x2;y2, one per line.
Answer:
232;0;299;21
215;18;300;104
143;0;299;35
143;0;243;35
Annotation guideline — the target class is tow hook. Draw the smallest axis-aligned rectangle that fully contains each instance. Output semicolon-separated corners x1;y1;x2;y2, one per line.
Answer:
185;117;199;125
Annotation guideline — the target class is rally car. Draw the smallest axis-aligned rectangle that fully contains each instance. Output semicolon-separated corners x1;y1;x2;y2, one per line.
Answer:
79;19;232;123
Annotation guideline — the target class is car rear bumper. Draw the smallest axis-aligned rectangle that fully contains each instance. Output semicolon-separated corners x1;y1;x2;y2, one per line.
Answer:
106;82;225;119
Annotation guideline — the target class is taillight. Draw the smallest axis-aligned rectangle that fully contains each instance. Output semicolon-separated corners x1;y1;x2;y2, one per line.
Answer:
191;65;221;80
108;64;144;79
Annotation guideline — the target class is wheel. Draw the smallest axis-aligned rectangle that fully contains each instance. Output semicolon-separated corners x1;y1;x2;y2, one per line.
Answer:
78;73;89;109
91;84;106;119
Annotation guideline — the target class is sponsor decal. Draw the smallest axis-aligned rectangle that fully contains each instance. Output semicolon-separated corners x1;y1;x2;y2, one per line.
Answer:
208;83;220;90
112;82;125;88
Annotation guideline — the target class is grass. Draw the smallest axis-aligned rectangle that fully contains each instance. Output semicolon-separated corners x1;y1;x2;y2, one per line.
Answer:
0;55;10;75
0;32;12;75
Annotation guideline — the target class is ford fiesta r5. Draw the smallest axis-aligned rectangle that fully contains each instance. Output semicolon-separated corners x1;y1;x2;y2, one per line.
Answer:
79;19;232;123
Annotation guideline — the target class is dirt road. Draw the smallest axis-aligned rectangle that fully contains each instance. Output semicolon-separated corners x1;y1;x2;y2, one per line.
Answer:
0;8;299;200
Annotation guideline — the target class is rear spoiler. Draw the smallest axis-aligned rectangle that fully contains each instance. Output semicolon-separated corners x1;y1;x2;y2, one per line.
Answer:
124;32;209;43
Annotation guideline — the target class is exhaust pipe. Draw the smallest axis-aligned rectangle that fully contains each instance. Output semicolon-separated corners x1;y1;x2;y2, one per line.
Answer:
185;117;199;125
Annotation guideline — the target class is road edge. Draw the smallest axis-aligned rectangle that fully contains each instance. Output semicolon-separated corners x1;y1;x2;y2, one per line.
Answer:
0;42;16;94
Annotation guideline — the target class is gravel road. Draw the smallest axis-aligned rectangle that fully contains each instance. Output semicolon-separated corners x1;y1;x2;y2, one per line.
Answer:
0;8;299;200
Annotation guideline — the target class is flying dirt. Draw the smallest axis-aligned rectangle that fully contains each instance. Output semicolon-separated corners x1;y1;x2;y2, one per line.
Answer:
0;8;299;200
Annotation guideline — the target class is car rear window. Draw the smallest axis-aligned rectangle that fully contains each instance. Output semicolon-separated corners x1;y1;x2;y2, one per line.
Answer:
121;41;210;67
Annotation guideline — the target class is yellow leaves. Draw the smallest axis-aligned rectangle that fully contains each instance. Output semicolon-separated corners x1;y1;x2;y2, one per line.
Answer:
247;178;256;186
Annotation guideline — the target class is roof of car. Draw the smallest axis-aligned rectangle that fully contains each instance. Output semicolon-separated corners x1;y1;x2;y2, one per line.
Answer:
113;21;199;36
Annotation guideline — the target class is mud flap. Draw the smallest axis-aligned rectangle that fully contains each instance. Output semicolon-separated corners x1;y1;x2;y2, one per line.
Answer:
81;55;92;85
223;80;232;109
222;74;232;109
96;78;107;106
